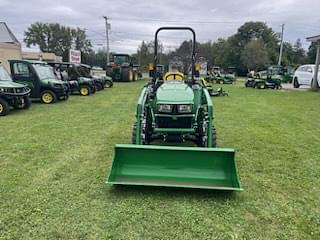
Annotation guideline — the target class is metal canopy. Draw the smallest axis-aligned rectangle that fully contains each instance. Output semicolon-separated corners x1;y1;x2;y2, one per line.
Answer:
306;35;320;42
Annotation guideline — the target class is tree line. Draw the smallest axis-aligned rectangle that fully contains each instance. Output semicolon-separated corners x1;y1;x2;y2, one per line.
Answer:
24;21;317;75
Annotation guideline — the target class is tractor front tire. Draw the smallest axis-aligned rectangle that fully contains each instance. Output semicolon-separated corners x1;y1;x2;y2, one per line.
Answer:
211;127;217;148
41;90;57;104
132;123;137;144
0;98;10;116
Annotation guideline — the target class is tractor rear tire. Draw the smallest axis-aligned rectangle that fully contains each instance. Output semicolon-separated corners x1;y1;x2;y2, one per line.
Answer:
0;98;10;116
122;68;134;82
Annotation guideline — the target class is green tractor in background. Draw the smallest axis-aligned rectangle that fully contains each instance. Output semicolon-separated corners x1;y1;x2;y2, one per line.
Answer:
107;27;242;191
106;54;138;82
0;63;31;116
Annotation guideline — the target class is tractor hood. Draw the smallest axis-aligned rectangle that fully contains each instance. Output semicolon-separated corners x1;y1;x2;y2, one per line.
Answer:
156;81;194;104
0;80;26;88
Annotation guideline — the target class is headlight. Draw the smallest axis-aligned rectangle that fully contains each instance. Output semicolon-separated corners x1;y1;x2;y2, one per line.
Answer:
54;84;62;88
178;104;192;113
158;104;172;113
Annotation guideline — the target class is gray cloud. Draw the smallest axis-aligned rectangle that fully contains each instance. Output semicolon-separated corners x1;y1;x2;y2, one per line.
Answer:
1;0;319;53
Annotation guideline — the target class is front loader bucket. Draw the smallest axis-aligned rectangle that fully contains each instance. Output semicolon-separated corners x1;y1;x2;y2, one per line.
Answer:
107;144;242;191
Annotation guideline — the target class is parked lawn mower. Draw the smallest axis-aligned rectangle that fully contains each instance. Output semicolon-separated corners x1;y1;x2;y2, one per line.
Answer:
200;77;228;96
107;27;242;191
106;54;137;82
222;67;237;84
245;67;284;89
0;63;31;116
9;60;69;104
48;62;96;96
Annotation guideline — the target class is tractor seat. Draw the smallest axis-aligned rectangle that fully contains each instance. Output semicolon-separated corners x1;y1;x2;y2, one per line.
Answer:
164;72;184;81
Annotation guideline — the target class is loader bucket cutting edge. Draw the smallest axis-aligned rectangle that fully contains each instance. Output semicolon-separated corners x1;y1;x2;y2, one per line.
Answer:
107;144;242;191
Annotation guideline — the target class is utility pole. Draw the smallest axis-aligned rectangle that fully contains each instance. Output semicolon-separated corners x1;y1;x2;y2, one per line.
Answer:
103;16;110;65
278;24;285;66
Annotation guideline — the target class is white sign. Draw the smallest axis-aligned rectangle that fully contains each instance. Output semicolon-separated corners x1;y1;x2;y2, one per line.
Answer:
200;62;208;76
69;49;81;64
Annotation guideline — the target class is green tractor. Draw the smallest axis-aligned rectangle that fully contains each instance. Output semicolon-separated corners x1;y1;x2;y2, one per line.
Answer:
9;60;69;104
49;62;97;96
0;63;31;116
107;27;242;191
106;54;137;82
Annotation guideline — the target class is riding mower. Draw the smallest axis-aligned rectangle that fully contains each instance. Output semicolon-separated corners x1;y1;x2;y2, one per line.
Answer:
245;68;282;89
200;77;228;97
48;62;96;96
0;63;31;116
222;67;236;84
107;27;242;191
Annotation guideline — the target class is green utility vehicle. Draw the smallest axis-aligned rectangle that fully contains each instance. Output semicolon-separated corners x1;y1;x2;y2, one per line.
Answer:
107;27;242;191
49;62;96;96
106;54;137;82
9;60;69;104
0;63;31;116
80;64;113;89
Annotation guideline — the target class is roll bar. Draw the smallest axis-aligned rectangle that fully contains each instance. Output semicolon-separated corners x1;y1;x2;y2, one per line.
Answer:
153;27;196;84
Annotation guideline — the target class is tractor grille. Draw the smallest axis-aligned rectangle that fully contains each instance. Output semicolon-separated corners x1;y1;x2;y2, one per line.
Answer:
157;117;193;128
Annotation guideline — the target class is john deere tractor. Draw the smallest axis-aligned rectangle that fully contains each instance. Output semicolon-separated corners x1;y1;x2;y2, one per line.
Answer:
0;63;31;116
106;54;137;82
107;27;242;191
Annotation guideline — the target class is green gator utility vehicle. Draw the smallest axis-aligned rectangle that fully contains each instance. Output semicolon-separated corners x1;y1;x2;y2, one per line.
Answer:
80;64;113;89
0;63;31;116
9;60;69;104
107;27;242;191
49;62;96;96
106;54;137;82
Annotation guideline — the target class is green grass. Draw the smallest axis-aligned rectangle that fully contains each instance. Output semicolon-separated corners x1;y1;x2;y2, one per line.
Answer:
0;80;319;239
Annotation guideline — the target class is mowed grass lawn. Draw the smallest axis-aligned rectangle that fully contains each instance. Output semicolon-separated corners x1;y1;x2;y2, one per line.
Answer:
0;79;319;239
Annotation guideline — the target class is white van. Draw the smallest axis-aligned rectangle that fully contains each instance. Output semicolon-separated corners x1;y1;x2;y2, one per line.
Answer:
293;64;320;88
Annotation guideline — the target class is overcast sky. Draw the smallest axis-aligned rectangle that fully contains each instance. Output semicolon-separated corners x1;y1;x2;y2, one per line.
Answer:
1;0;319;53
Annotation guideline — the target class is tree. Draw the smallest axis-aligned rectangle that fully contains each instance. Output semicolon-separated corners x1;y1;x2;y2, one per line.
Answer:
24;22;92;61
241;39;270;71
